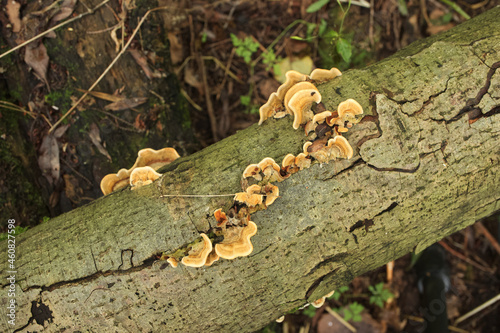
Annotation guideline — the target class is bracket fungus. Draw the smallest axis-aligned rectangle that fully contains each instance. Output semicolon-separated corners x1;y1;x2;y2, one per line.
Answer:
100;147;180;195
129;166;162;190
134;147;180;169
257;157;283;182
100;168;132;195
215;221;258;260
235;184;264;208
311;291;335;308
181;233;213;267
258;92;285;125
309;67;342;83
283;82;321;130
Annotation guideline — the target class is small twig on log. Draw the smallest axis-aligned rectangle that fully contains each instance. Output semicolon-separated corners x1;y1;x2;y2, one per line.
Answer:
454;293;500;325
160;194;236;198
0;0;111;59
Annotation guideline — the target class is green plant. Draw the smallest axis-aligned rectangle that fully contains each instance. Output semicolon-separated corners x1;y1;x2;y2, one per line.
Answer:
261;50;282;74
230;33;259;64
303;304;318;318
0;226;28;241
343;301;364;322
368;282;394;308
330;285;349;301
295;0;353;64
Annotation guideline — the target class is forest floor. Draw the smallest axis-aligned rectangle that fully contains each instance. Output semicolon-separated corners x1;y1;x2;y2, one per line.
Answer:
1;0;499;332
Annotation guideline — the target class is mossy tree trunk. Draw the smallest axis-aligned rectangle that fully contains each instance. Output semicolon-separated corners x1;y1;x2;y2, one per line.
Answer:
1;8;499;333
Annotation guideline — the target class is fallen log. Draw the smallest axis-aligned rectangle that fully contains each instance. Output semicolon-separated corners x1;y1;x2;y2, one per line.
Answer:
1;7;499;332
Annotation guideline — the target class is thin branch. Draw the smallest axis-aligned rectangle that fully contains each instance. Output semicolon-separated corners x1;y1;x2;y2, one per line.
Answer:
454;293;500;325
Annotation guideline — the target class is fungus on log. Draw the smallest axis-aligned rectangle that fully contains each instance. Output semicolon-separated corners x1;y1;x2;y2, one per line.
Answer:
1;9;499;333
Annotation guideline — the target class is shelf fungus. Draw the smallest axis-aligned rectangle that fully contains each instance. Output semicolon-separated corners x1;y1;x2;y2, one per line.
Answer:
284;82;321;130
326;99;364;132
129;166;162;190
100;168;132;195
215;221;258;260
181;233;213;267
309;67;342;83
100;147;180;195
311;291;335;308
235;184;264;208
134;147;180;169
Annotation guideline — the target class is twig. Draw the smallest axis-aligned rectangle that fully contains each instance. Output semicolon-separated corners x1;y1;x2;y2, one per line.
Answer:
180;89;203;111
475;221;500;255
190;16;218;142
438;240;495;273
407;316;469;333
454;293;500;325
0;0;111;59
160;194;236;198
216;48;236;101
49;5;169;134
325;306;356;333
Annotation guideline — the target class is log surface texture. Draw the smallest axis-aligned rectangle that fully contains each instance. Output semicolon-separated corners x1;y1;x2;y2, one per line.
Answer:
1;7;499;333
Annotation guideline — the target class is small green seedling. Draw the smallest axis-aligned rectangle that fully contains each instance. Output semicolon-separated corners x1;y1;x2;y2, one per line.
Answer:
369;282;394;308
330;285;349;301
230;33;259;64
343;301;364;322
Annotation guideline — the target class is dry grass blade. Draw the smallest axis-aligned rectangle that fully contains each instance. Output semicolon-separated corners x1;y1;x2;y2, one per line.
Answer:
325;306;357;333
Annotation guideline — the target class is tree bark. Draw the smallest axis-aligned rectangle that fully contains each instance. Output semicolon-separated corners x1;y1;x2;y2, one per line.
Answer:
1;7;499;332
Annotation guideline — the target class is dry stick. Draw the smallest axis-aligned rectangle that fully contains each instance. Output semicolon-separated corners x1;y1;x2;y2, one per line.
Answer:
160;194;236;198
48;5;168;134
325;306;356;333
454;293;500;325
475;221;500;255
0;0;111;59
438;240;494;273
216;48;236;101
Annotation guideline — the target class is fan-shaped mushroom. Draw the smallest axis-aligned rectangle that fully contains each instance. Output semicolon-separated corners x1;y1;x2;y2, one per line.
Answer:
215;221;258;260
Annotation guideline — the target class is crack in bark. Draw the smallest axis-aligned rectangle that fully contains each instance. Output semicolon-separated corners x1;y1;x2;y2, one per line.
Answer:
304;267;340;300
448;60;500;123
305;252;348;277
21;255;158;293
365;160;420;174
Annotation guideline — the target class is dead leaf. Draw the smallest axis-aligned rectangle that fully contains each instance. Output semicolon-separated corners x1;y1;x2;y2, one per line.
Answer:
6;0;22;33
104;97;147;111
134;114;146;131
52;124;70;139
24;43;50;86
184;66;204;94
88;123;112;161
168;31;183;64
70;94;95;111
51;0;77;23
38;134;60;185
63;174;82;204
129;49;162;79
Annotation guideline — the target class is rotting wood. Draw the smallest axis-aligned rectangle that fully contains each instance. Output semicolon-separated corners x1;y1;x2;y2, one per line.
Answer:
1;8;499;332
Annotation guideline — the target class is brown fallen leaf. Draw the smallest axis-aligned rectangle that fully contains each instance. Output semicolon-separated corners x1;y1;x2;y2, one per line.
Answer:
24;43;50;87
168;31;183;64
104;97;148;111
88;123;112;161
6;0;22;33
63;174;83;204
51;0;77;23
38;134;60;186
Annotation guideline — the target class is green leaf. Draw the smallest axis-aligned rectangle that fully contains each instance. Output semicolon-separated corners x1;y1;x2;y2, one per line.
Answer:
240;95;251;106
336;37;352;63
318;19;328;36
303;305;317;318
306;0;330;13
